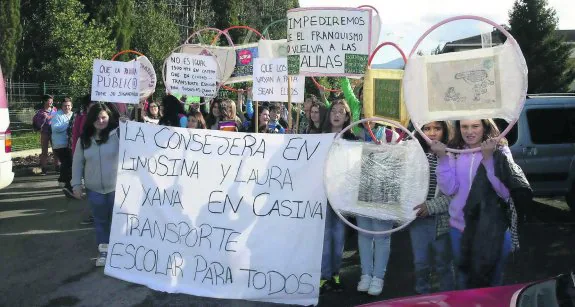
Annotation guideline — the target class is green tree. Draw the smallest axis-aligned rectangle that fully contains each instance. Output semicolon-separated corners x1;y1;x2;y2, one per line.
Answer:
509;0;575;93
0;0;23;77
42;0;115;97
132;0;180;96
112;0;135;53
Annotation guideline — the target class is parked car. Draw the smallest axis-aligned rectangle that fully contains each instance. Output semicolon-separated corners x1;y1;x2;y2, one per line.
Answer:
0;64;14;189
495;94;575;212
357;271;575;307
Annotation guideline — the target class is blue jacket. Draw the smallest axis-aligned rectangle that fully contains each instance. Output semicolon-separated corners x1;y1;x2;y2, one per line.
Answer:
51;110;73;149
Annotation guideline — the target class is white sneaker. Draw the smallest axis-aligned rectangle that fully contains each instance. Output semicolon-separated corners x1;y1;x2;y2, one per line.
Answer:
58;182;65;188
368;277;384;296
357;275;372;292
95;244;108;267
98;243;108;253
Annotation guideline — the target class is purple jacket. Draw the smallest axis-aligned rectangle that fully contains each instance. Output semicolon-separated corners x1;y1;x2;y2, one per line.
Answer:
436;146;512;231
34;107;57;134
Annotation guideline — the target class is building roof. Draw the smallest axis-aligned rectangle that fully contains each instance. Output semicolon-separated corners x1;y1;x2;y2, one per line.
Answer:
441;29;575;53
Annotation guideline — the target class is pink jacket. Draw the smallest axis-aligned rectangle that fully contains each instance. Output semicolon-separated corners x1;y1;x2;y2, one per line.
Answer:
436;147;512;231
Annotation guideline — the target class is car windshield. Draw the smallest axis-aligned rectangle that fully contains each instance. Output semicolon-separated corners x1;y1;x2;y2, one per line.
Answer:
518;273;575;307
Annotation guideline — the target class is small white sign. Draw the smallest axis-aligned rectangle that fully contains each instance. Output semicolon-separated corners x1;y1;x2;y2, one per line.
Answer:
252;58;305;103
91;59;140;104
165;53;218;97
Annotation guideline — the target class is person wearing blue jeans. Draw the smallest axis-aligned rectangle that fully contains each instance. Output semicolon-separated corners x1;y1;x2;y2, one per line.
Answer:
410;217;454;293
72;103;120;267
321;205;346;293
356;217;393;296
87;190;116;247
450;227;511;289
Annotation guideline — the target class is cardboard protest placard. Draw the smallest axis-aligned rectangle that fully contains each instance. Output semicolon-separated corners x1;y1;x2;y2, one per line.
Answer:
180;44;237;83
136;56;157;100
165;53;218;98
106;122;334;306
286;8;372;77
226;43;260;84
258;39;289;58
252;58;305;103
91;59;140;104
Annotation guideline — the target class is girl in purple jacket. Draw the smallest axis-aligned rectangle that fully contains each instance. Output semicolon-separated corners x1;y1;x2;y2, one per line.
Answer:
431;119;512;290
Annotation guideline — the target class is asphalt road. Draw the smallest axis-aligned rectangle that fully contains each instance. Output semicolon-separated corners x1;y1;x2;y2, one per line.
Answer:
1;173;574;307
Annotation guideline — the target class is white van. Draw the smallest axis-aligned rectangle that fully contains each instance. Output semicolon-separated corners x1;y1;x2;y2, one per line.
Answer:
0;64;14;189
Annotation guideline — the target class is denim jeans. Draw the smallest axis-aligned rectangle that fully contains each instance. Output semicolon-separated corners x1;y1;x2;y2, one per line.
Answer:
450;227;511;289
357;216;393;279
321;206;346;279
87;190;115;246
409;217;454;293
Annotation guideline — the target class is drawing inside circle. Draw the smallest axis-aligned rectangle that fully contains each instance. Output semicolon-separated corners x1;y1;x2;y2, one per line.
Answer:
444;87;464;103
455;70;495;101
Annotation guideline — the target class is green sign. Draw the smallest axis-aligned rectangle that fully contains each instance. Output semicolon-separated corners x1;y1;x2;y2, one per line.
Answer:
288;55;300;75
344;54;368;75
374;78;401;120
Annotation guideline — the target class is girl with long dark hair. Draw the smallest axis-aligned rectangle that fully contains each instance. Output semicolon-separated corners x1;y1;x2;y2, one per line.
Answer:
71;103;120;267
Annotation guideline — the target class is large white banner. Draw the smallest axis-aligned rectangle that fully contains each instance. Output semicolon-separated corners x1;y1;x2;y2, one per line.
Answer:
286;8;372;77
106;122;333;306
91;59;140;104
252;58;305;103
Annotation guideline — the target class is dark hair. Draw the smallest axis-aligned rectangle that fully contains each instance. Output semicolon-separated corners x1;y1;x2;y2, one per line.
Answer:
322;99;352;133
449;119;507;149
307;102;327;134
42;94;53;102
248;106;270;133
415;121;451;153
159;95;185;127
188;110;206;129
81;103;118;149
269;104;280;114
146;102;161;119
206;98;222;129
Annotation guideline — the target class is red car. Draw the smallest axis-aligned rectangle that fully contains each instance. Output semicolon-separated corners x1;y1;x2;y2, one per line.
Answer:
358;271;575;307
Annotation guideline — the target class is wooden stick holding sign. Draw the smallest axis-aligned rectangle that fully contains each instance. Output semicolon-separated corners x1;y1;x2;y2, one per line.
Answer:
287;76;292;131
254;100;259;133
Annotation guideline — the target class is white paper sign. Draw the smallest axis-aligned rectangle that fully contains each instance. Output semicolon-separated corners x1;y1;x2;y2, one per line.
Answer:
165;53;218;97
287;8;372;77
259;39;289;58
91;59;140;104
106;122;334;306
252;58;305;103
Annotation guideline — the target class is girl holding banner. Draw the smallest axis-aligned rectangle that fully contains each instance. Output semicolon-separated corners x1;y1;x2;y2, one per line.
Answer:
410;121;455;294
320;99;358;293
71;103;120;267
431;119;522;289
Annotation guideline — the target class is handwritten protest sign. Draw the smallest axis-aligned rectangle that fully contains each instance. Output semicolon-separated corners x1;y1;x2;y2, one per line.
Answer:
226;43;260;84
106;122;333;306
165;53;218;98
91;59;140;104
287;8;372;77
181;44;237;83
252;58;305;103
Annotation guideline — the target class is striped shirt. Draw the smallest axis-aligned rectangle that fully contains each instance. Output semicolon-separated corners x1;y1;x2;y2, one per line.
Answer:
426;153;438;200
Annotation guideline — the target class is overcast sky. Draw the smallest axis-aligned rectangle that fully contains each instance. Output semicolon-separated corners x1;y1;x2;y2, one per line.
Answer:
298;0;575;63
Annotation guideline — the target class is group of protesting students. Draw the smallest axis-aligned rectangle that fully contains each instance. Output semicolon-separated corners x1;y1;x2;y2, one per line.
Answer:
32;84;529;297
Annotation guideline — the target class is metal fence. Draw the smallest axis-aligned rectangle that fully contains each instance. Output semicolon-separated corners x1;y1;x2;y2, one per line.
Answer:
5;80;84;152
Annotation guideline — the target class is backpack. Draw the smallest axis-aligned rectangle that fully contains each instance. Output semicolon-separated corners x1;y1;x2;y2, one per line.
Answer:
32;111;44;132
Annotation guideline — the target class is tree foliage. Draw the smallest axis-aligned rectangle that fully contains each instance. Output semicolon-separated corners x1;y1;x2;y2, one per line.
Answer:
509;0;575;93
41;0;115;97
0;0;22;77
